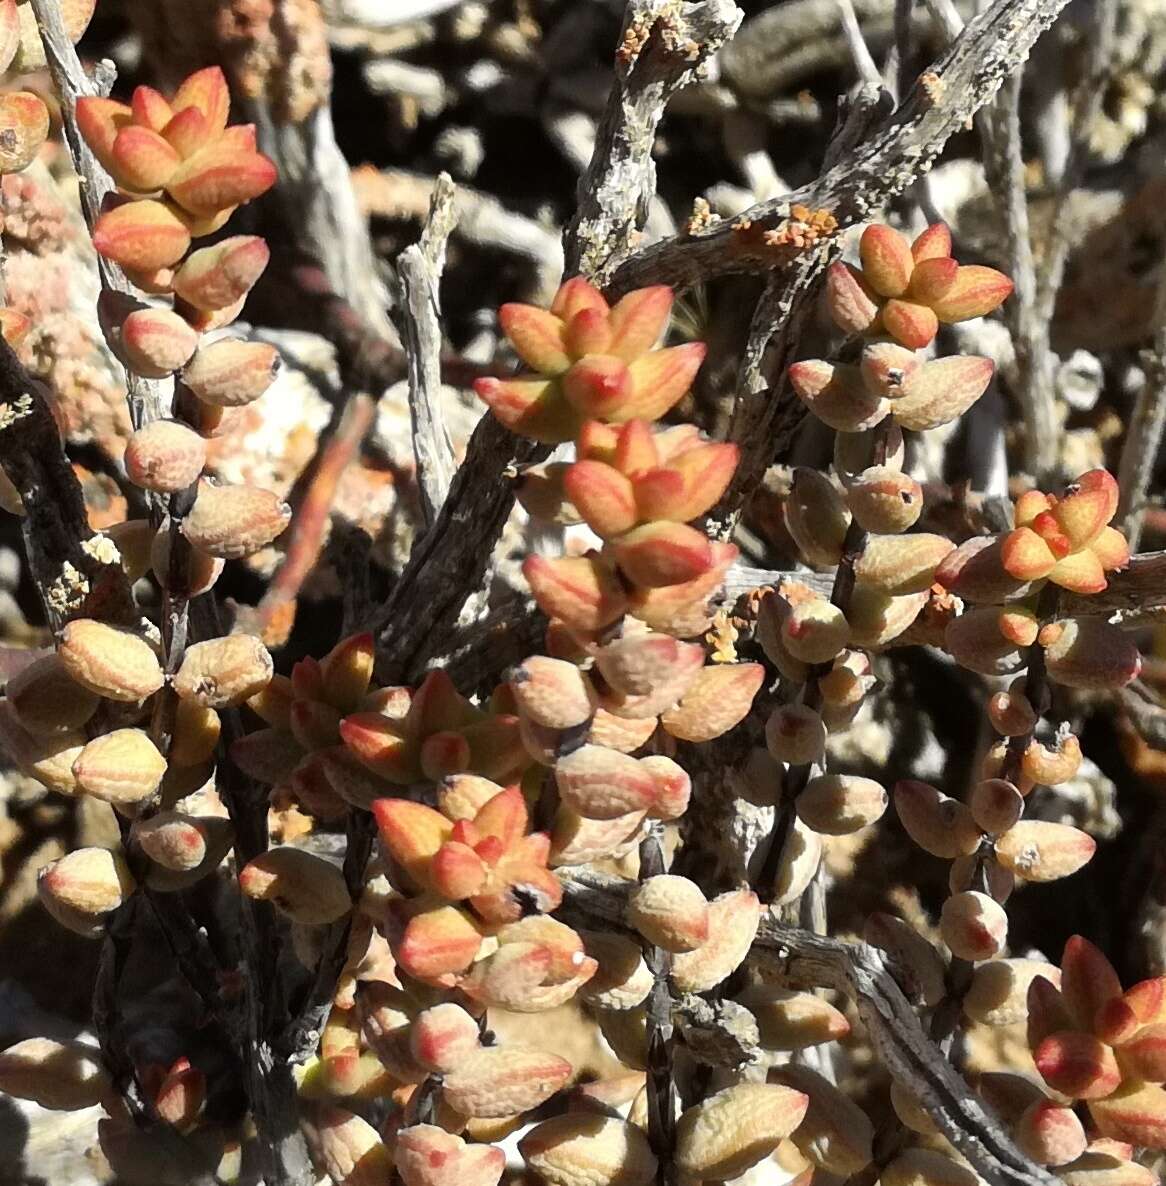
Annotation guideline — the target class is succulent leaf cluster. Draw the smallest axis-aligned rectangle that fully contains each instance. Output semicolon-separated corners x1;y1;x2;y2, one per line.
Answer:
1;187;1159;1186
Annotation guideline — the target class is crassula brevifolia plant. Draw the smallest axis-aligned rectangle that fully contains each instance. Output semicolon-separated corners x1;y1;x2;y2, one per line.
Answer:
0;5;1161;1186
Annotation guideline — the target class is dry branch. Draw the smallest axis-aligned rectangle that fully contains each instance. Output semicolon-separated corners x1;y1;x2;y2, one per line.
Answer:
559;867;1060;1186
29;0;168;430
607;0;1073;297
562;0;744;282
0;340;134;632
394;173;458;527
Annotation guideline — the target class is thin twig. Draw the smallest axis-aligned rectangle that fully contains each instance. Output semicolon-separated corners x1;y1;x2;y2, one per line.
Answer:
1116;270;1166;553
29;0;167;429
838;0;883;87
393;173;459;528
982;67;1059;478
191;595;315;1186
638;827;676;1184
562;0;744;282
558;868;1059;1186
248;395;377;645
607;0;1074;297
1031;0;1119;329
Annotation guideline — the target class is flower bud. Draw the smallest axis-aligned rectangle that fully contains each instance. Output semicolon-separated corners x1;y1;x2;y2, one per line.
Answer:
627;875;709;952
7;653;99;736
182;339;281;407
441;1045;572;1119
239;847;351;924
172;236;270;311
797;774;888;835
995;821;1096;882
969;778;1024;835
825;262;879;335
578;931;653;1010
174;633;273;707
785;468;850;567
658;662;764;744
92;198;191;272
882;1149;980;1186
888;1081;938;1136
520;1115;657;1186
963;958;1061;1026
1022;733;1082;786
765;703;827;765
771;816;823;906
675;1082;809;1181
73;728;167;805
846;466;923;533
0;1037;112;1111
787;360;888;432
182;482;291;559
396;1125;504;1186
59;619;164;702
554;745;659;820
781;599;850;664
120;307;200;378
135;811;208;871
771;1064;874;1175
670;889;761;993
510;655;597;730
1042;618;1141;690
124;419;207;493
1034;1030;1121;1099
854;533;955;595
892;355;994;430
940;890;1008;960
894;779;981;858
0;91;50;173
